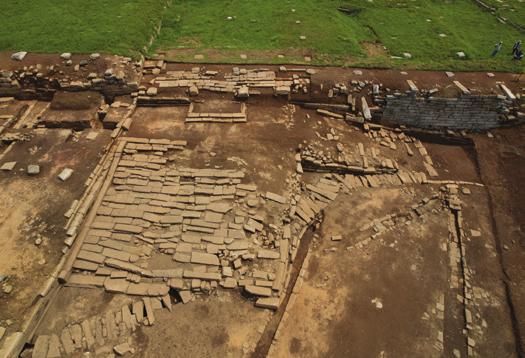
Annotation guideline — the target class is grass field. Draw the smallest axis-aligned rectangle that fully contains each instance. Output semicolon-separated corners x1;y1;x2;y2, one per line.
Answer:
481;0;525;29
0;0;166;56
155;0;524;71
0;0;523;72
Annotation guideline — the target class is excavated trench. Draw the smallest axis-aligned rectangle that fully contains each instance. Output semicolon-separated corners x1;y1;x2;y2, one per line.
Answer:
252;215;322;358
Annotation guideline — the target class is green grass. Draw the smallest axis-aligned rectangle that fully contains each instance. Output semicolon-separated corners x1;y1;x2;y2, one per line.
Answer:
0;0;523;72
155;0;373;56
0;0;167;56
481;0;525;28
343;0;524;70
154;0;524;72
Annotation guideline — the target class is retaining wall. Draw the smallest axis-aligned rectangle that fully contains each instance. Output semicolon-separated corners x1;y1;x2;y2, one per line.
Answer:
382;94;509;130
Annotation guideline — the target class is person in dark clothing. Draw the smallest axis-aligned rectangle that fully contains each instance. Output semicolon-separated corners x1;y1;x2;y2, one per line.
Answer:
511;40;521;56
514;48;523;60
491;41;503;57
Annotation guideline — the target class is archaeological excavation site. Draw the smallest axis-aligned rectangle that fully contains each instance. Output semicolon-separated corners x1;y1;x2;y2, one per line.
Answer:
0;2;524;357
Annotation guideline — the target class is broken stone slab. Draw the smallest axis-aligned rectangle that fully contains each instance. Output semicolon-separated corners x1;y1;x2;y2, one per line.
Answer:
220;278;238;289
161;294;172;311
257;249;280;259
60;53;72;60
406;80;418;92
11;51;27;61
32;335;49;358
316;109;343;119
0;161;16;171
470;229;481;237
235;86;249;99
80;320;95;349
105;258;152;277
361;97;372;120
499;84;516;100
146;87;158;96
245;285;272;297
453;80;470;95
46;334;62;358
265;191;287;204
189;85;199;96
58;168;74;181
77;250;105;264
60;328;75;355
207;202;231;213
133;300;145;323
143;297;155;325
104;278;130;294
127;282;170;296
227;241;250;251
114;223;143;234
121;304;136;330
114;342;133;356
178;290;193;304
27;164;40;175
246;217;263;231
173;252;191;263
306;184;337;201
190;252;220;266
204;211;223;223
183;270;221;281
255;297;280;310
69;324;82;350
0;333;24;358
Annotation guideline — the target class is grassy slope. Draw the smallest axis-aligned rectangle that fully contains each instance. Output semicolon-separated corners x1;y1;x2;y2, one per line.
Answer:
154;0;524;72
0;0;166;56
0;0;522;71
347;0;524;71
155;0;373;56
481;0;525;28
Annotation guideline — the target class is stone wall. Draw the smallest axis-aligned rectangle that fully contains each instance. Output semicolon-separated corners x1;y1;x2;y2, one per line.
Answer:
382;94;510;130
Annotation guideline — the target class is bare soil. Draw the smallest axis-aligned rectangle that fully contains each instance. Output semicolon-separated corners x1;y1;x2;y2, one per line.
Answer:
0;55;524;357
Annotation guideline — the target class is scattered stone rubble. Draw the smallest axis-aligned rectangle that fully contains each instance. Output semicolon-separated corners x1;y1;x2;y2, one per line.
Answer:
299;140;398;175
350;194;441;250
0;55;140;100
299;122;438;178
28;297;169;357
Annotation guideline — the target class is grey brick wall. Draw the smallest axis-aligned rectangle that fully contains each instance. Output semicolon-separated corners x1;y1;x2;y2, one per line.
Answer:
382;94;509;130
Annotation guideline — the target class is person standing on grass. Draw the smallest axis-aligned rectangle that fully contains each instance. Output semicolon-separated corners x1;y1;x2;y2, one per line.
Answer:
514;48;523;60
511;40;521;55
491;41;503;57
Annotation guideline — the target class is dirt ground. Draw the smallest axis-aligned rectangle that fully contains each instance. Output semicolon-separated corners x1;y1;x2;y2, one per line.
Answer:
0;126;111;330
0;54;524;357
473;127;525;355
270;179;516;357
